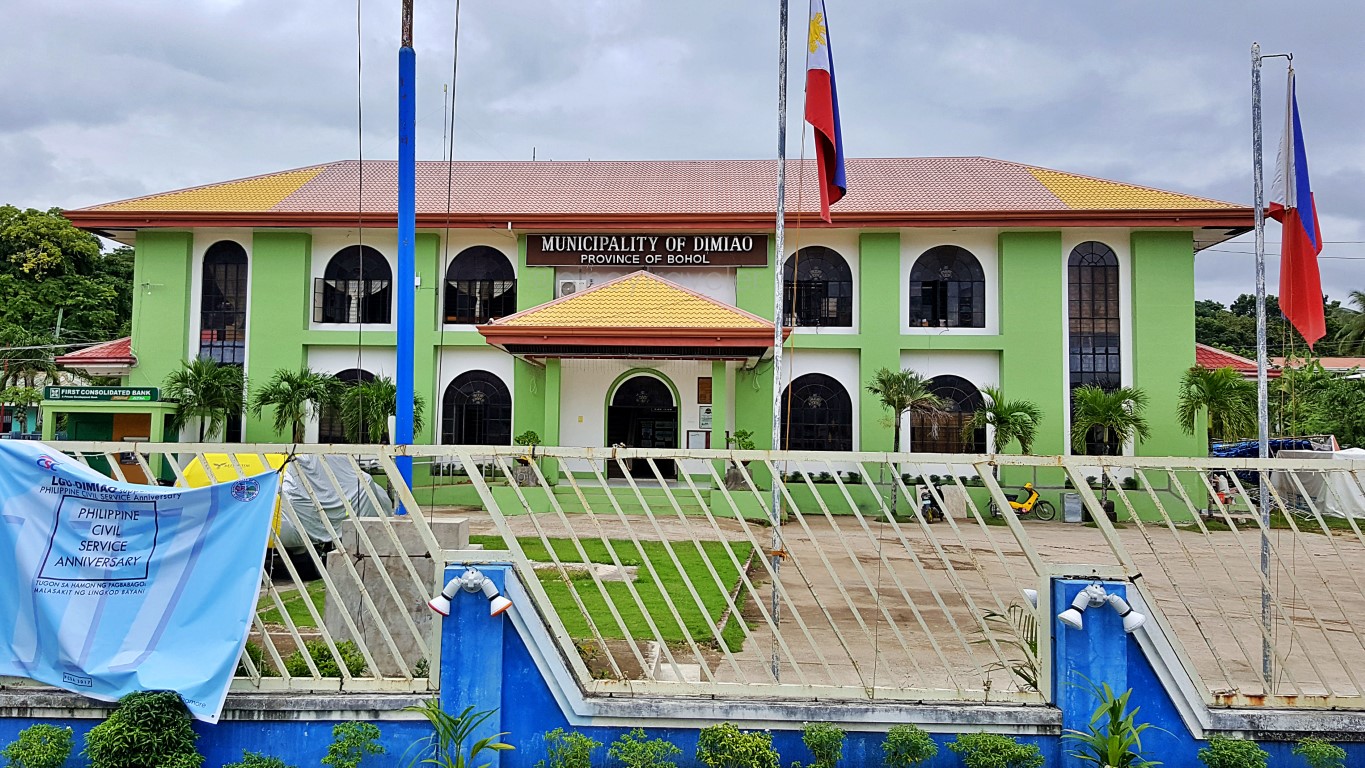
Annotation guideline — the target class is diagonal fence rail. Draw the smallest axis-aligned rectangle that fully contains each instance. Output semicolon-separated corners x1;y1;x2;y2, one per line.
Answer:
10;441;1365;710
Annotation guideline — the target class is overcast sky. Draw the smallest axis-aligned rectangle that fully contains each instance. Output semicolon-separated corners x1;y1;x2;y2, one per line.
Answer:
3;0;1361;306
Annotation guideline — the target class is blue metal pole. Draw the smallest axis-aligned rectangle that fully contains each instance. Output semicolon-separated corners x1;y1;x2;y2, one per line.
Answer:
396;0;416;495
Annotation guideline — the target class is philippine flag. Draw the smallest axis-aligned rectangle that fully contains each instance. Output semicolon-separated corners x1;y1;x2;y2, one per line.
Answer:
805;0;846;223
1268;68;1325;349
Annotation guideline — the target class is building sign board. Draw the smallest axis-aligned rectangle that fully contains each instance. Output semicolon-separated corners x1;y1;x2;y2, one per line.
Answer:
44;387;159;403
527;234;769;267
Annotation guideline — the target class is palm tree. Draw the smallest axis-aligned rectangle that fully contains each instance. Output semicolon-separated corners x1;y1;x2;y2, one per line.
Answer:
866;367;945;514
339;376;426;444
1337;290;1365;354
1070;385;1151;505
963;386;1043;455
162;358;246;441
866;367;946;453
1176;366;1256;443
250;367;340;443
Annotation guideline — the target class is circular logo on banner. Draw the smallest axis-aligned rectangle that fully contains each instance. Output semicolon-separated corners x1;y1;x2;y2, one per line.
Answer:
36;455;59;471
230;479;260;503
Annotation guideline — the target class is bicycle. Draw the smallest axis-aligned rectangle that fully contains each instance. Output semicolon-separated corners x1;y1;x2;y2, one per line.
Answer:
988;482;1056;521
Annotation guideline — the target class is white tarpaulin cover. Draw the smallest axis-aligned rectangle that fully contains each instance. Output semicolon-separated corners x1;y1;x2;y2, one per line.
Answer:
277;455;391;551
1272;448;1365;518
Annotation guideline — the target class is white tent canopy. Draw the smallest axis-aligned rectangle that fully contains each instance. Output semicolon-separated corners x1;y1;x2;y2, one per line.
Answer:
1272;449;1365;519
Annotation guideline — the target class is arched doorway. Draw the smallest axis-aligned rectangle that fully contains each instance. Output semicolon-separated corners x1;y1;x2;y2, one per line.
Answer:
606;374;678;479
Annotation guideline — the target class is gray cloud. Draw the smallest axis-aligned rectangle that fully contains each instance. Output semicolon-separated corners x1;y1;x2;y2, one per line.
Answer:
2;0;1361;303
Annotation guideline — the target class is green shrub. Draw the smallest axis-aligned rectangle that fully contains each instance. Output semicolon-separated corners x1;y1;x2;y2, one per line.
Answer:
608;728;681;768
799;722;844;768
402;701;513;768
946;732;1043;768
236;640;280;677
1197;736;1268;768
322;722;384;768
537;728;599;768
2;724;73;768
882;724;936;768
283;639;367;677
1294;736;1346;768
82;690;203;768
844;472;862;486
1062;682;1157;768
696;723;779;768
223;751;296;768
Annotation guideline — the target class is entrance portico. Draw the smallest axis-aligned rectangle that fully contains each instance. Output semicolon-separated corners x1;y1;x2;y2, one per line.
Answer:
479;271;788;482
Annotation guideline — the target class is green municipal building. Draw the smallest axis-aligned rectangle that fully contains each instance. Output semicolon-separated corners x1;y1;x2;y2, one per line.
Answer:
56;157;1251;475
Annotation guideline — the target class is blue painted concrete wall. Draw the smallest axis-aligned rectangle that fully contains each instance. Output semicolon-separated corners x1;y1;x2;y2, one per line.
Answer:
4;570;1365;767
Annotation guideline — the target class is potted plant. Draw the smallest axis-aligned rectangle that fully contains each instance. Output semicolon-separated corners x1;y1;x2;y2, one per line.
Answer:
513;430;541;486
723;429;754;490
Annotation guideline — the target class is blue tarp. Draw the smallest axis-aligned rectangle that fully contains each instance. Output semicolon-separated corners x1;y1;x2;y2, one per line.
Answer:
0;441;279;722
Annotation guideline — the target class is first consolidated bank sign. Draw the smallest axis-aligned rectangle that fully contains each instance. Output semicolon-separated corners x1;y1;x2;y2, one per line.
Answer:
526;234;769;268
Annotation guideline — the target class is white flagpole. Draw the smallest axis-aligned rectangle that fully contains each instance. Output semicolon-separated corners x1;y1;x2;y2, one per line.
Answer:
1251;42;1293;690
768;0;790;684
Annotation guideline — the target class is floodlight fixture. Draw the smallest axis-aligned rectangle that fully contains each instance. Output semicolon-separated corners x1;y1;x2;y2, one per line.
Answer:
1106;593;1147;634
1057;583;1109;630
1022;589;1039;609
427;566;513;617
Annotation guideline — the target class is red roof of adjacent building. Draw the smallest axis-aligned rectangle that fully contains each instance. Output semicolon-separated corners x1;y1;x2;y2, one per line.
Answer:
1196;343;1277;378
54;337;136;366
64;158;1252;238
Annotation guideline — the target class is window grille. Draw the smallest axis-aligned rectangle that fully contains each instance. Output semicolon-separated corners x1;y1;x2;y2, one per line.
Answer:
315;246;392;323
781;373;853;451
909;375;986;453
199;241;248;364
442;371;513;445
1068;241;1122;454
782;247;853;327
908;245;985;328
444;246;517;324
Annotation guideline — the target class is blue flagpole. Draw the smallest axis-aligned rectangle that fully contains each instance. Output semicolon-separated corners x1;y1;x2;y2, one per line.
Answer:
396;0;416;498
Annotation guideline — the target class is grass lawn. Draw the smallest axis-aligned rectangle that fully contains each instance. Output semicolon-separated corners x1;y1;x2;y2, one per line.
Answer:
471;535;753;651
258;579;327;628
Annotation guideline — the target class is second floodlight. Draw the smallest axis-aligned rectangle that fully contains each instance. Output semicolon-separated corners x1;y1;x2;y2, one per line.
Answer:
426;567;513;618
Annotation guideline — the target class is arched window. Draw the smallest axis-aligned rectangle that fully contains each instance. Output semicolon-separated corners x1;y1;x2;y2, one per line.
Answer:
1068;241;1122;454
910;375;986;453
444;246;517;324
781;373;853;451
782;246;853;327
909;245;985;328
200;241;248;365
442;371;513;445
317;369;375;444
314;246;392;324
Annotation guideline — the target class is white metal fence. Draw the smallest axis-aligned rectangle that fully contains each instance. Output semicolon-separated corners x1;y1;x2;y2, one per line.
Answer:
22;442;1365;710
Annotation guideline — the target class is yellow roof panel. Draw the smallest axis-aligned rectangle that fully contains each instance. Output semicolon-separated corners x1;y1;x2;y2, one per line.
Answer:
93;167;325;212
1029;168;1238;210
498;272;770;329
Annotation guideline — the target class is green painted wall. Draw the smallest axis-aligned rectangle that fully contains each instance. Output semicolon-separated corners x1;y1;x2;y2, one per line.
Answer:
245;232;312;441
858;232;902;451
128;231;193;389
1131;230;1205;457
733;242;778;450
999;231;1067;456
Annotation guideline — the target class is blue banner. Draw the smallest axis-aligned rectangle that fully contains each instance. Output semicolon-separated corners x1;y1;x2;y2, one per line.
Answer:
0;441;279;722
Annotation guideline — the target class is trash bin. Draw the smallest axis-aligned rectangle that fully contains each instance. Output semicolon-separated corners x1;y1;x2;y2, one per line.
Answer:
1063;492;1083;523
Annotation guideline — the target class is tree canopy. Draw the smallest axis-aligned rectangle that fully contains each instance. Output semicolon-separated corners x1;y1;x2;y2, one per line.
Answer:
0;205;132;347
1195;293;1353;358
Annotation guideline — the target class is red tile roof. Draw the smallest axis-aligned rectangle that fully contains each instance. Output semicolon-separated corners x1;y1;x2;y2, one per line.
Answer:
55;337;136;366
1196;343;1277;378
65;158;1252;234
